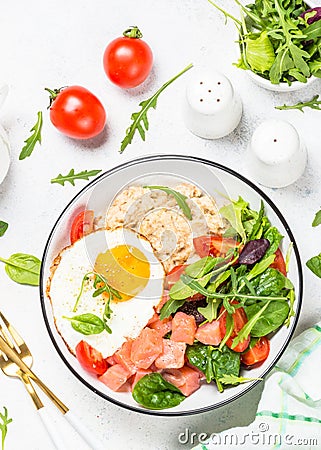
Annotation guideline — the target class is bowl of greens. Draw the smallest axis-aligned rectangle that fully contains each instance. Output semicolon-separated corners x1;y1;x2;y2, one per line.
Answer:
210;0;321;91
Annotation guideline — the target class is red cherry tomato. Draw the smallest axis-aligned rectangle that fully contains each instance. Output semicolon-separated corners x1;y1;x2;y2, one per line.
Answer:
103;26;153;88
219;301;250;353
241;337;270;367
70;210;94;244
193;235;239;259
46;86;106;139
75;341;107;376
165;265;187;290
270;248;287;276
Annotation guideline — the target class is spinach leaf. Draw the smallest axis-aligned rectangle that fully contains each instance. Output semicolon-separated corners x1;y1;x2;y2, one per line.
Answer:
63;313;105;335
306;253;321;278
246;254;276;282
159;298;185;320
0;253;41;286
244;301;289;337
0;222;8;238
186;343;208;374
251;268;288;296
132;373;185;410
212;346;240;392
185;256;224;278
219;196;248;242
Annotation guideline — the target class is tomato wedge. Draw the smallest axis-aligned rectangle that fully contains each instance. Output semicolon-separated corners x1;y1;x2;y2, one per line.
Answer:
241;337;270;367
270;248;286;276
219;301;250;353
75;341;107;376
165;265;187;290
70;210;94;244
193;235;239;258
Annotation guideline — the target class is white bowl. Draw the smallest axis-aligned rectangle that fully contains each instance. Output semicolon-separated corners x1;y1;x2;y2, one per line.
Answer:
40;155;303;416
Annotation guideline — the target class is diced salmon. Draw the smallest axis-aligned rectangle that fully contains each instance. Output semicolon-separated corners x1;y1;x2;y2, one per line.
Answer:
147;312;159;326
130;328;163;369
106;355;117;366
179;366;200;396
155;340;186;369
132;369;153;388
149;316;172;337
156;291;170;313
162;368;186;387
186;362;206;381
114;340;137;375
195;321;222;346
99;364;132;392
171;312;196;345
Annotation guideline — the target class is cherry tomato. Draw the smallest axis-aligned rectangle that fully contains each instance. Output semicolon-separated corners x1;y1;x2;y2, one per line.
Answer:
46;86;106;139
219;301;250;353
193;235;239;259
241;337;270;367
75;341;107;376
165;265;187;290
270;248;287;276
103;26;153;88
70;210;94;244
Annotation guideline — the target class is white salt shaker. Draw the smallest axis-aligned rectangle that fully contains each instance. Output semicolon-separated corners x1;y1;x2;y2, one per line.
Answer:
246;119;307;188
183;69;242;139
0;84;10;185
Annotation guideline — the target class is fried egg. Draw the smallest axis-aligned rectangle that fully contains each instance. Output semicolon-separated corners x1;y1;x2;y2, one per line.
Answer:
47;228;165;358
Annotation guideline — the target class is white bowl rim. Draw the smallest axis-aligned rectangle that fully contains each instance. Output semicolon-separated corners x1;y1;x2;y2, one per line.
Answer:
39;154;303;416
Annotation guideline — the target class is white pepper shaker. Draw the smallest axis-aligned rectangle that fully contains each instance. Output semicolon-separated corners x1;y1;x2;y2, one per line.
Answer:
246;119;307;188
183;69;242;139
0;84;10;185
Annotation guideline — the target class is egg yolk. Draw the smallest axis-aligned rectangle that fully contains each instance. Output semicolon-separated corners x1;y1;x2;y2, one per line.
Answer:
94;245;150;302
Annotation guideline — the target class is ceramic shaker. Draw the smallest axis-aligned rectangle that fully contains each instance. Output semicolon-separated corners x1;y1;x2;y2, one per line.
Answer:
246;119;307;188
183;69;242;139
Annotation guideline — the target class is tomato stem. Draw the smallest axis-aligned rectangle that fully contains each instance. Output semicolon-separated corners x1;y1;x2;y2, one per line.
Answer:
123;26;143;39
44;87;64;108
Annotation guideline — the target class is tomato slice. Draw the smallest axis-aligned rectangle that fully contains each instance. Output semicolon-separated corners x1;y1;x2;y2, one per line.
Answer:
165;264;187;290
270;248;287;276
193;235;239;258
75;341;107;376
219;301;250;353
241;337;270;367
70;210;94;244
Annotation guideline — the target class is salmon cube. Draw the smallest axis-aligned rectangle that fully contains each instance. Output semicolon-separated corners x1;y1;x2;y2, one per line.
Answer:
114;340;136;375
132;369;153;388
155;340;186;369
171;312;196;345
195;321;222;346
99;364;131;392
179;366;201;396
162;368;186;387
130;328;163;369
149;316;172;337
106;355;117;366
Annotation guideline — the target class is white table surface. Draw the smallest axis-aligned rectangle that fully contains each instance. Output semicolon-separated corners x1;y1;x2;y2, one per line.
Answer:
0;1;321;449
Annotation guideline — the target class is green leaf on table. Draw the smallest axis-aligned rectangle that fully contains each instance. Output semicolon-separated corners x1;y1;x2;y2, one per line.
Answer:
51;169;102;186
275;95;321;113
0;406;12;450
0;253;41;286
0;222;8;237
312;209;321;227
144;185;192;220
63;313;105;335
19;111;43;160
306;253;321;278
120;63;193;153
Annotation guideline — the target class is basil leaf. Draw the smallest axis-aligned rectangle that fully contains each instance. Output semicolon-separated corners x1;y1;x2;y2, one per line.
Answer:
312;209;321;227
132;373;185;410
0;222;8;237
244;301;289;337
159;299;185;320
306;253;321;278
0;253;41;286
64;313;105;335
144;185;192;220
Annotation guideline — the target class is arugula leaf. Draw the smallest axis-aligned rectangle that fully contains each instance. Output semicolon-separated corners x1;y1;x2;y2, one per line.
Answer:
306;253;321;278
63;313;105;335
102;299;113;334
0;222;8;237
0;407;12;450
312;209;321;227
169;272;212;301
185;256;224;278
159;298;185;320
276;95;321;112
0;253;41;286
144;185;192;220
19;111;43;160
197;298;221;322
218;374;262;385
120;63;193;152
219;313;234;350
51;169;102;186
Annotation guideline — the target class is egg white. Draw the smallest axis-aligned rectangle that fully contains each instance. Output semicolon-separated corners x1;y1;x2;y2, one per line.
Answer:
48;228;165;358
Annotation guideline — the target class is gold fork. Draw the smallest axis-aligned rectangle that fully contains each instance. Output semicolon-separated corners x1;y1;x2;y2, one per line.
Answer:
0;311;104;450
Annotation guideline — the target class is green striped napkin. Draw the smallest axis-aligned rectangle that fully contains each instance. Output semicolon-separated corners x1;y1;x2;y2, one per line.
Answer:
192;324;321;450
